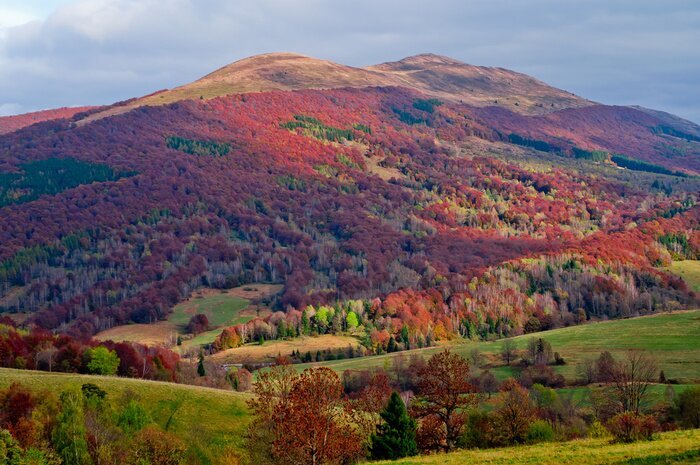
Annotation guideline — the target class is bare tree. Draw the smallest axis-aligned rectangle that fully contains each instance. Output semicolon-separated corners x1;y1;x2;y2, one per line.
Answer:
576;358;597;385
469;348;484;368
611;351;658;414
501;338;517;366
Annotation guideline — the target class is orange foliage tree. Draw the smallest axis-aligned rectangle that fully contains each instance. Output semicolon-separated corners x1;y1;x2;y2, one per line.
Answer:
412;350;476;451
248;364;364;465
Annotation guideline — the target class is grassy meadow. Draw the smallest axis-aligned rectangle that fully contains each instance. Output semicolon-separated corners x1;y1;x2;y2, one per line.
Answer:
303;310;700;382
96;284;282;348
373;429;700;465
664;260;700;292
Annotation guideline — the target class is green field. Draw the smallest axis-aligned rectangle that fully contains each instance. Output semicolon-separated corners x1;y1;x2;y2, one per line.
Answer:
664;260;700;292
302;310;700;382
169;293;251;328
374;429;700;465
175;293;250;347
0;368;251;462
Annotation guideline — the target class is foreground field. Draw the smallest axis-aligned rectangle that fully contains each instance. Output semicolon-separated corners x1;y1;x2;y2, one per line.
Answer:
664;260;700;292
305;310;700;382
0;368;251;462
374;429;700;465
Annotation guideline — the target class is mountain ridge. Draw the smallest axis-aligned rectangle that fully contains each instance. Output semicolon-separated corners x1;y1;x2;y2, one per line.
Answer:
75;52;594;124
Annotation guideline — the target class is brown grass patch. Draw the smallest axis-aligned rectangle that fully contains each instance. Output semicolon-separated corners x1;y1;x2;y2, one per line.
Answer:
211;335;361;365
95;321;178;346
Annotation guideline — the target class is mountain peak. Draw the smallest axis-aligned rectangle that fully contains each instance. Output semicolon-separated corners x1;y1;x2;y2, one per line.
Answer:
79;52;592;124
383;53;466;67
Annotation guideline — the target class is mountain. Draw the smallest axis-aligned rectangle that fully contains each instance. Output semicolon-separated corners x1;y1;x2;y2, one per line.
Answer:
0;53;698;339
78;52;591;124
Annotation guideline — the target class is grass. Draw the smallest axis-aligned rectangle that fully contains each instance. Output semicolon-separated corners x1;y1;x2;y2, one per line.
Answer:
0;368;251;462
96;284;283;348
303;310;700;382
373;429;700;465
664;260;700;292
211;334;361;365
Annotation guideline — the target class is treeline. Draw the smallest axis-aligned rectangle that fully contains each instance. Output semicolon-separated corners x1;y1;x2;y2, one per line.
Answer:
611;154;688;177
212;252;697;359
0;318;179;381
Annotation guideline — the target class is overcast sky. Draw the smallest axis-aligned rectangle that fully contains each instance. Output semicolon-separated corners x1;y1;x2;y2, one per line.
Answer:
1;0;699;123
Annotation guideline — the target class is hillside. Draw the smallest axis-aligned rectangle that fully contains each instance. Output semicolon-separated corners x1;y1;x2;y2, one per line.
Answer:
373;429;700;465
299;310;700;382
0;368;251;461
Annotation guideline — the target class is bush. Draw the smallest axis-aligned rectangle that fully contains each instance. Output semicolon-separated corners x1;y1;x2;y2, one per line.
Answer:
676;385;700;428
526;420;555;444
588;420;610;439
132;426;186;465
459;411;497;449
606;412;659;443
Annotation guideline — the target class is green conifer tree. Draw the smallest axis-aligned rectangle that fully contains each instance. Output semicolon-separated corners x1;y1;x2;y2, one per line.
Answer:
197;352;206;377
370;392;417;460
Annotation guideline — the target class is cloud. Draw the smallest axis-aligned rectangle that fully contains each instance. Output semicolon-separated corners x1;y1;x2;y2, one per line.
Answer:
0;0;698;123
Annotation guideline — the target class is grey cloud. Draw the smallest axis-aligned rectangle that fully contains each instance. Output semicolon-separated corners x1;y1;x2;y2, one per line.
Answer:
1;0;698;123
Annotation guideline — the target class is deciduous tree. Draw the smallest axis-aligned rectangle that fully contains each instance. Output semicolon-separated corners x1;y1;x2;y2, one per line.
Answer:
412;350;476;452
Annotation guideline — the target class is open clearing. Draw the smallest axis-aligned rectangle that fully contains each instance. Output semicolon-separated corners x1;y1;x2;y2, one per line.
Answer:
0;368;251;462
211;334;361;365
374;429;700;465
96;283;282;347
305;310;700;382
664;260;700;292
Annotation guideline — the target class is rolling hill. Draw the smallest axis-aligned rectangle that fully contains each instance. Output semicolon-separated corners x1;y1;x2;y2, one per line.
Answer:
0;368;250;462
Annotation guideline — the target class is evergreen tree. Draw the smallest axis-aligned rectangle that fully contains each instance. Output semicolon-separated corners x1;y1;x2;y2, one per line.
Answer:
301;309;310;336
53;390;91;465
401;324;410;347
197;352;206;377
370;392;417;460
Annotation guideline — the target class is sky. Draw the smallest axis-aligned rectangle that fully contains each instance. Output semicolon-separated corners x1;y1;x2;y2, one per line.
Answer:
1;0;699;123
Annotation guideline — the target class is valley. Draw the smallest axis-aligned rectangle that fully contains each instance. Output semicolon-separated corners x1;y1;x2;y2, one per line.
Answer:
0;49;699;465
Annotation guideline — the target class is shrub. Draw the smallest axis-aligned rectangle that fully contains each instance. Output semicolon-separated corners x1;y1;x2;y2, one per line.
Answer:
606;412;659;443
676;385;700;428
526;420;555;444
117;401;151;435
459;411;497;449
132;426;186;465
186;314;210;335
588;420;610;439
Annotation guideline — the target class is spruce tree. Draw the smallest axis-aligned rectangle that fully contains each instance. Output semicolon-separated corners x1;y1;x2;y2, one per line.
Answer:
370;392;417;460
197;352;206;377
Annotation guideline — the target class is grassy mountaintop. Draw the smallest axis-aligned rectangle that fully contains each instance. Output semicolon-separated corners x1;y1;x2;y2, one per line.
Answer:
79;52;592;123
